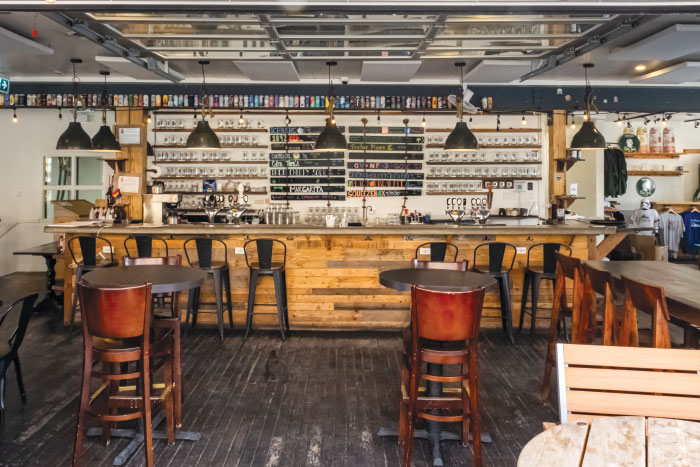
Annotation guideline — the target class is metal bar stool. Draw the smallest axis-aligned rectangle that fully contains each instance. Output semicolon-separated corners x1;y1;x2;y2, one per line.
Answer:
123;235;169;258
414;242;458;262
517;242;572;336
183;238;233;341
67;236;117;335
472;242;517;344
243;239;289;341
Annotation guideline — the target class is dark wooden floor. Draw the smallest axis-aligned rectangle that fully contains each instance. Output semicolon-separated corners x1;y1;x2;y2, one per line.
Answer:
0;272;557;467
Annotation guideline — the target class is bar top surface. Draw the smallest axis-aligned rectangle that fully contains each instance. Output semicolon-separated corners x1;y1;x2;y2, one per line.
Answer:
45;221;616;236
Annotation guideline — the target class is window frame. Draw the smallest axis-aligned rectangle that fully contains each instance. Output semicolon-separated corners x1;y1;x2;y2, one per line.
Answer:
42;154;109;219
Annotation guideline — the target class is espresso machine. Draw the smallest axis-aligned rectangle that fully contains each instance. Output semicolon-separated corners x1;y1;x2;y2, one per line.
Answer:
143;194;180;225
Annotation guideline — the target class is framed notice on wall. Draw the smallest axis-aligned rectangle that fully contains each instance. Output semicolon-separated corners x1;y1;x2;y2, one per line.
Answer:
116;125;143;146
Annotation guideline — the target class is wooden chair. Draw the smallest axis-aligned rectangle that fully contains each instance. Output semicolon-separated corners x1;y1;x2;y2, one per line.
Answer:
555;343;700;423
410;259;468;271
581;263;621;346
401;285;486;467
122;255;184;427
472;242;517;344
620;276;672;349
73;281;175;467
540;253;583;401
414;242;459;262
0;293;38;423
518;243;572;336
123;235;169;258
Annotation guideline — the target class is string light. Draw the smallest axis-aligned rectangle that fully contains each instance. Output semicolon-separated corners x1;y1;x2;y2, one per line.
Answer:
583;112;590;122
521;115;527;125
662;117;667;127
239;110;244;125
12;108;17;123
421;115;426;127
616;113;623;126
570;114;575;129
284;110;291;125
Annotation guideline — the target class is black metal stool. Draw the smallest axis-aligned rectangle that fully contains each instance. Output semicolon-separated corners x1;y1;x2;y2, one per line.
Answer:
123;234;169;258
518;242;572;336
244;239;289;341
183;238;233;341
414;242;458;262
472;242;517;344
67;236;117;335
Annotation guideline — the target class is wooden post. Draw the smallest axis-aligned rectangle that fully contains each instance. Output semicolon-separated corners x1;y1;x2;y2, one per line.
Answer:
115;107;147;220
548;110;566;204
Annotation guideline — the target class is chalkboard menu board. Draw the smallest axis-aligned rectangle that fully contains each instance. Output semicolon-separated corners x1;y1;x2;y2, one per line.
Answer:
269;126;347;201
347;126;424;197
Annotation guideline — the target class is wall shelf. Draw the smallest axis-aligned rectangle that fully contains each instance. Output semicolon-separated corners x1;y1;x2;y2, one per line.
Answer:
426;191;486;196
426;176;541;181
153;128;267;133
427;161;541;166
153;176;267;181
624;152;681;159
162;190;267;195
555;195;585;209
627;170;687;176
425;144;540;149
426;128;542;133
554;157;585;171
153;160;267;165
152;144;267;149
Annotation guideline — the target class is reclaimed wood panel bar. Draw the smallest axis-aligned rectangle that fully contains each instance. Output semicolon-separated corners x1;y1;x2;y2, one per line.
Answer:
47;224;611;330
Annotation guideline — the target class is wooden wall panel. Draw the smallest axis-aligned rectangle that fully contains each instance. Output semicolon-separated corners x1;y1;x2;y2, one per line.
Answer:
62;232;590;331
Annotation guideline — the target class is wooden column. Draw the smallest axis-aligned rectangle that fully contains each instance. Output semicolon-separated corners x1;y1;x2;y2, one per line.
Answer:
548;110;567;204
115;107;147;220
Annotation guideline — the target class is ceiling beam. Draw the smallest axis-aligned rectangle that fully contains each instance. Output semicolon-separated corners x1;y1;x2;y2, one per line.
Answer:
257;13;292;61
412;14;447;59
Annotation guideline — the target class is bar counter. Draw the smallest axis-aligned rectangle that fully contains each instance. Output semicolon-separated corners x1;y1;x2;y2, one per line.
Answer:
46;221;611;330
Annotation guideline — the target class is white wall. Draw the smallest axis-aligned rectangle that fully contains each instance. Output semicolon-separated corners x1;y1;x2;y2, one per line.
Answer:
0;108;114;276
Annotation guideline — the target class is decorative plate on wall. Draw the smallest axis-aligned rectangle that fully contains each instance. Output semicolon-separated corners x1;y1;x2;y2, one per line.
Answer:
636;177;656;197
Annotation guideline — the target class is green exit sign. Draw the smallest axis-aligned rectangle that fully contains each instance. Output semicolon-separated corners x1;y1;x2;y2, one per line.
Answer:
0;77;9;94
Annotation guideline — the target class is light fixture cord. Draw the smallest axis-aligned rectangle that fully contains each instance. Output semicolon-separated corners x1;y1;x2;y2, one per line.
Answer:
200;62;213;121
101;72;108;125
361;118;369;223
285;110;290;210
399;118;410;217
71;61;82;122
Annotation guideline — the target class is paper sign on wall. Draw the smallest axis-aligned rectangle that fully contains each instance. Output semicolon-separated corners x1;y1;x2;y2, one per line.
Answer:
118;127;141;145
117;175;140;194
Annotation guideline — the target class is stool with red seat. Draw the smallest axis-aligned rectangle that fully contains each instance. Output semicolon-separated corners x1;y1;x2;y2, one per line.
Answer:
73;281;176;467
400;284;486;467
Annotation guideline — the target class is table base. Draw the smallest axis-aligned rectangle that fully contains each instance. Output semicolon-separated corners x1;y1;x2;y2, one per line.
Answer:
85;411;201;466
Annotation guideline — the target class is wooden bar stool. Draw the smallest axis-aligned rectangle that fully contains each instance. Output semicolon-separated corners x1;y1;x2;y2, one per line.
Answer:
518;242;572;336
581;263;622;346
67;236;117;335
73;281;176;467
400;285;486;467
243;239;289;341
123;235;169;258
620;276;672;349
0;293;38;424
540;252;583;401
123;255;184;427
414;242;459;262
472;242;517;344
183;238;233;341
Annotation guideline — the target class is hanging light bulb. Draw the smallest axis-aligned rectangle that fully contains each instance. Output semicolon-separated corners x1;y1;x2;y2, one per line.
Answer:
377;111;381;126
421;115;426;127
239;110;244;125
56;58;93;150
186;61;220;150
570;63;606;150
58;107;63;120
444;62;478;152
91;71;121;152
616;114;623;126
521;115;527;125
12;108;17;123
662;116;667;127
314;61;347;152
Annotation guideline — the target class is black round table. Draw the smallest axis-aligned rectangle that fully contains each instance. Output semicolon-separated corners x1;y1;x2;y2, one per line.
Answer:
82;265;207;294
379;268;497;292
378;267;495;466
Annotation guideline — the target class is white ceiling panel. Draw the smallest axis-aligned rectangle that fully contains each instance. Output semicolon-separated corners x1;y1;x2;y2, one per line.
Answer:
608;24;700;62
0;26;53;56
95;56;183;80
464;59;532;83
360;61;422;82
631;61;700;84
233;61;300;81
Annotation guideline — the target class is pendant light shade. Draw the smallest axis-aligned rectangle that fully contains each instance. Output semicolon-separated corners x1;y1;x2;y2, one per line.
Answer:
147;141;154;156
444;121;478;151
186;120;220;149
570;121;606;149
315;118;346;152
56;58;93;151
92;125;122;152
56;121;93;150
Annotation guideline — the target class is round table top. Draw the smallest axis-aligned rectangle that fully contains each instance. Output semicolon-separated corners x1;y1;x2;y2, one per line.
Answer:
82;265;207;294
379;268;497;292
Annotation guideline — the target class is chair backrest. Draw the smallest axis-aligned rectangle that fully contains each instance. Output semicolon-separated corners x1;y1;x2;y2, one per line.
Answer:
243;238;286;270
78;281;152;340
556;252;582;281
556;343;700;423
411;285;485;342
123;235;169;258
410;259;468;271
527;243;572;274
414;242;458;262
472;242;517;274
68;236;114;268
183;237;228;269
621;275;671;348
582;263;618;345
123;255;182;267
0;293;38;355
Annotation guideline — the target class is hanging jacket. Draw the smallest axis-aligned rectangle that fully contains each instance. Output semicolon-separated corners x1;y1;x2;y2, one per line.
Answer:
604;147;628;197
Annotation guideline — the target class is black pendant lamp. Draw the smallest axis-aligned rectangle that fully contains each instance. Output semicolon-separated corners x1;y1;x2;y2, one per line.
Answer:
91;71;121;152
56;59;93;150
444;62;478;152
186;61;220;149
315;61;347;152
570;63;606;150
